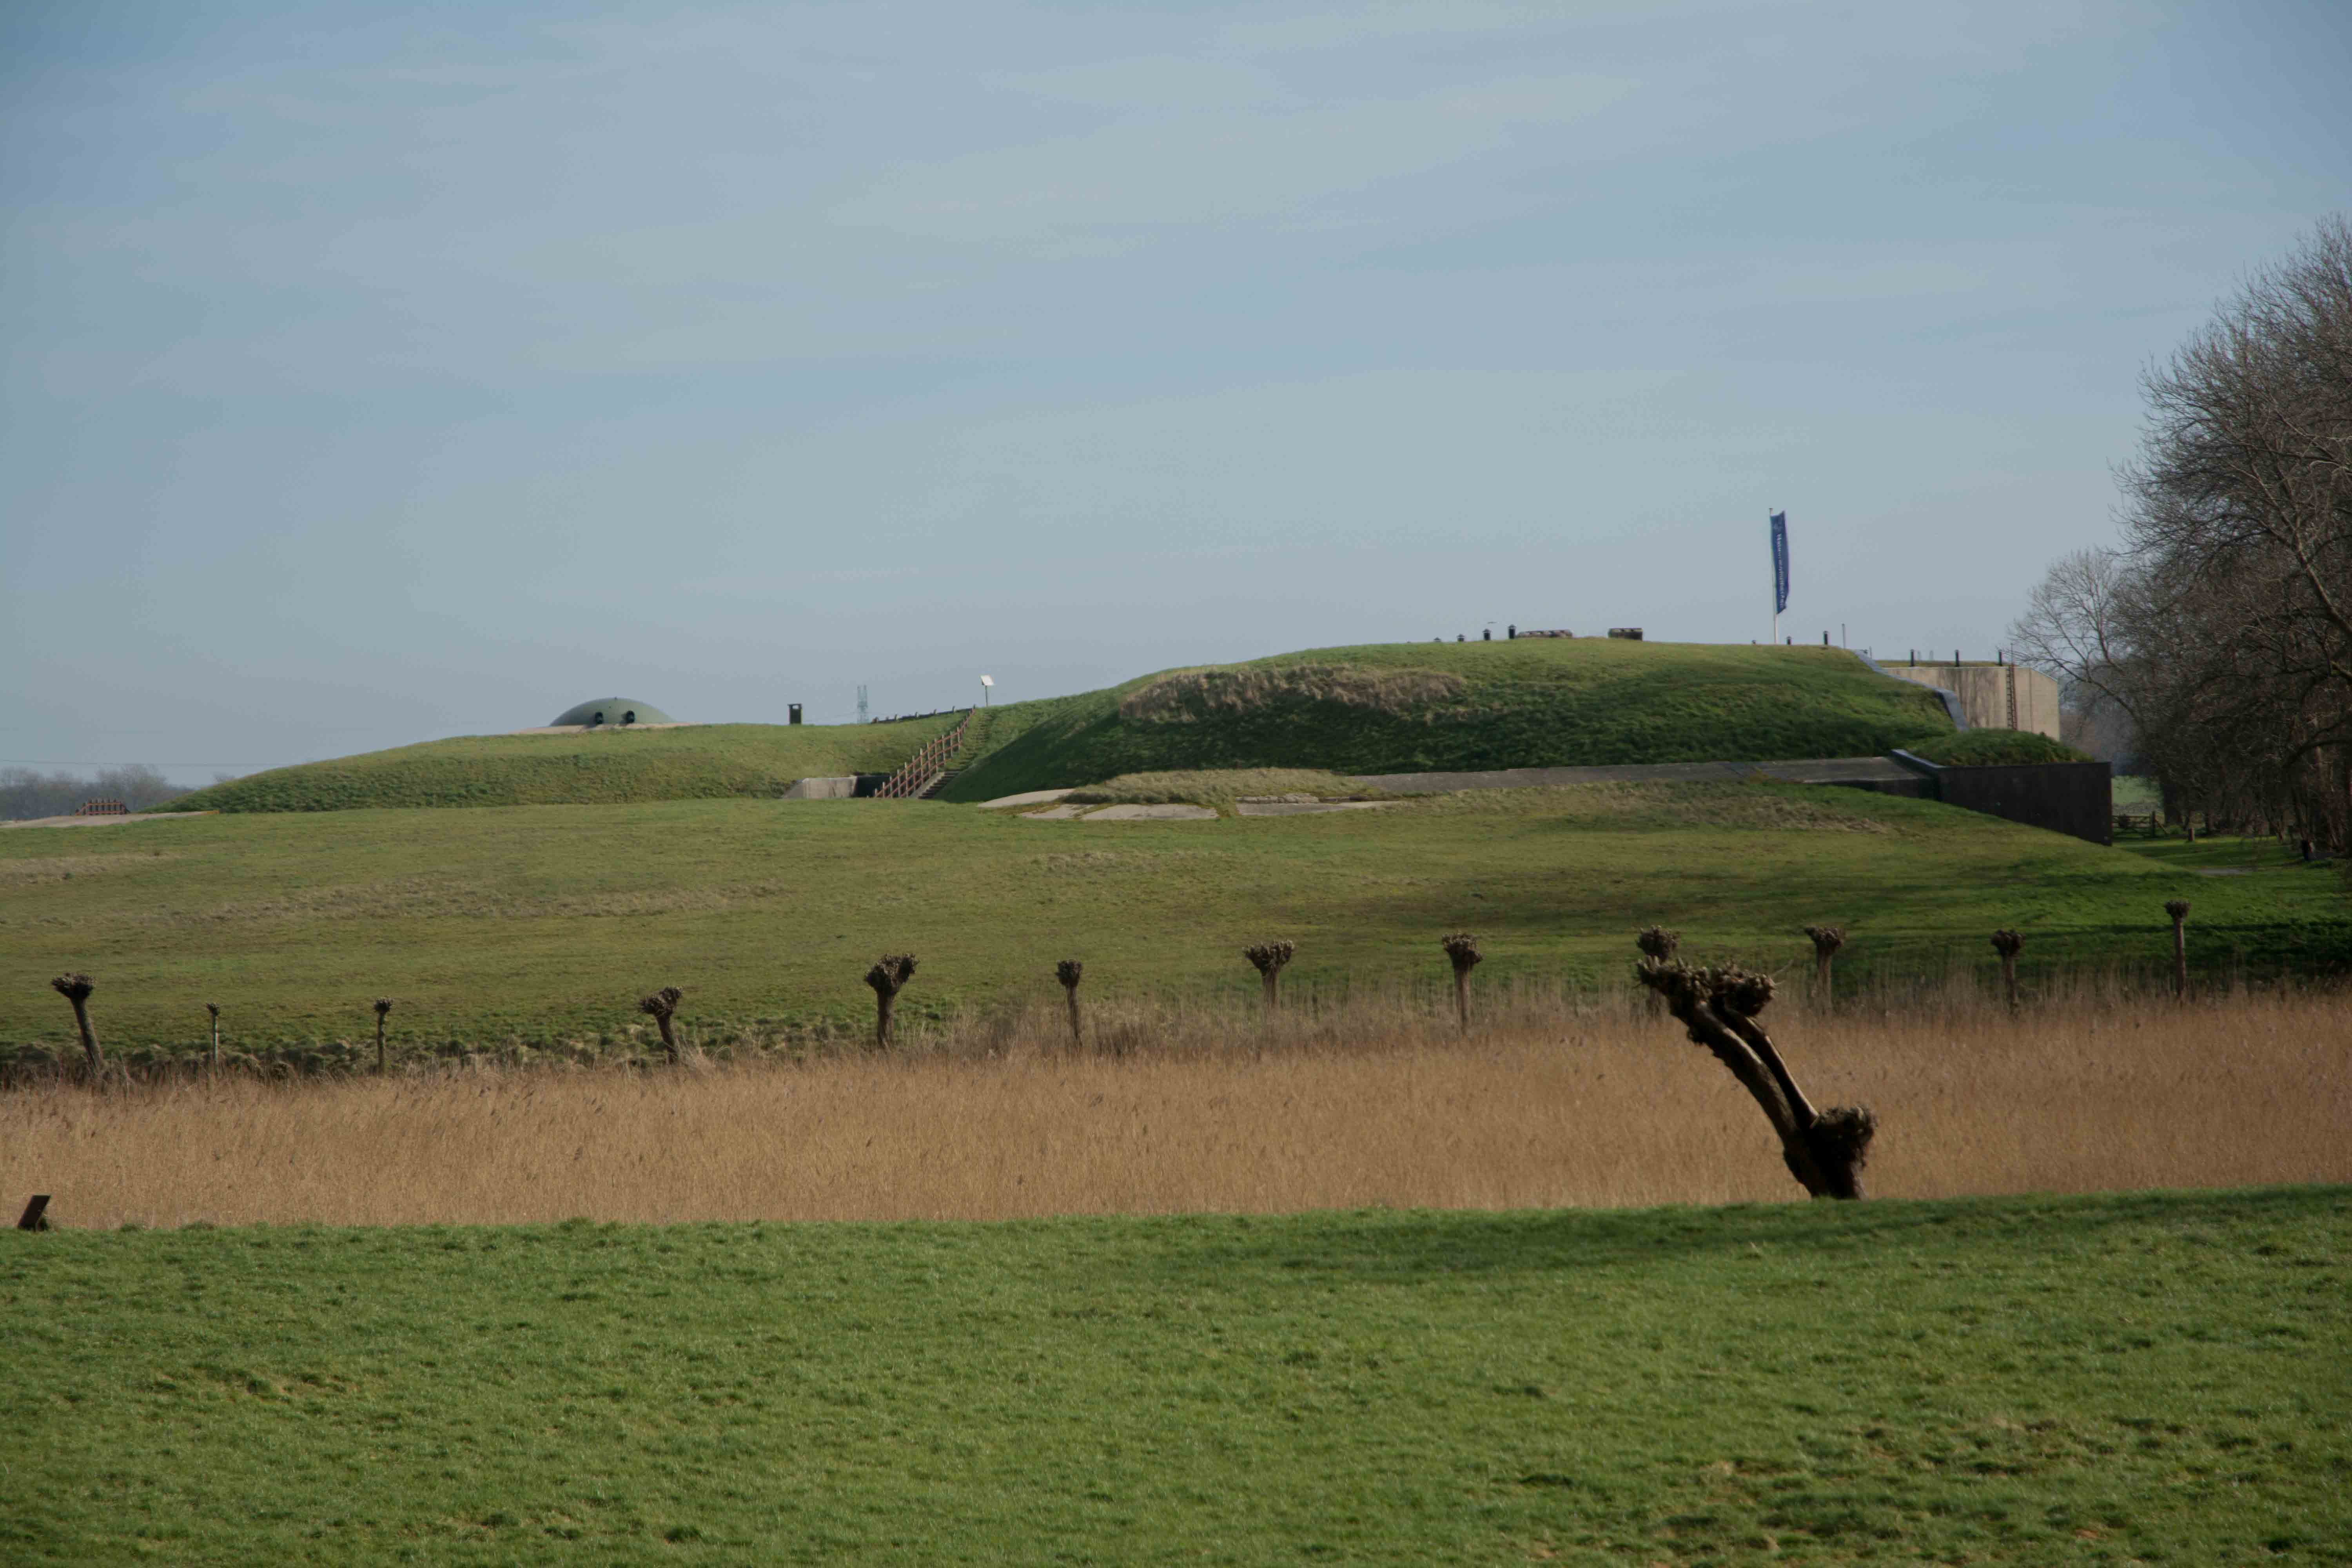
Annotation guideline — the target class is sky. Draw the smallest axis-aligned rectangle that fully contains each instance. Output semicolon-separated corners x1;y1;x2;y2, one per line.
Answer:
5;1;2349;782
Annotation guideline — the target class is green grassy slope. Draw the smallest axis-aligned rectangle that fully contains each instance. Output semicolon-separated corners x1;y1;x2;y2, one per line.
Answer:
5;1187;2347;1565
5;784;2337;1057
158;717;962;813
942;639;1955;801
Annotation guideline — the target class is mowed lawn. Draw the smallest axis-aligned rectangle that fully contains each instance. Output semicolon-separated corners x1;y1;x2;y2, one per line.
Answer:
3;1188;2346;1565
3;782;2343;1053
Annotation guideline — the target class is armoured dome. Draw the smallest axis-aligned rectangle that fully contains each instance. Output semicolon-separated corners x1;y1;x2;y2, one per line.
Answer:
550;697;675;728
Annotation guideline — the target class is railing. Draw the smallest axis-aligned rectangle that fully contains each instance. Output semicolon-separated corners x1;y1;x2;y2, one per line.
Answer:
873;709;976;800
74;799;130;816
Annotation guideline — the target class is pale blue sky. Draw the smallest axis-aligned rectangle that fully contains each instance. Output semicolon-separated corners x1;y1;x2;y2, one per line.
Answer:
5;1;2348;780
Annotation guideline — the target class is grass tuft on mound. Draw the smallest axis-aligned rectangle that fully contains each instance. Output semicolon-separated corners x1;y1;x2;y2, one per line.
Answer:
1907;730;2093;767
3;1188;2346;1564
940;638;1954;800
157;718;962;813
1063;768;1388;815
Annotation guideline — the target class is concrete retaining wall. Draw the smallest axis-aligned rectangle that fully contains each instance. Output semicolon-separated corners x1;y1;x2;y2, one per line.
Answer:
1882;663;2060;739
782;776;857;800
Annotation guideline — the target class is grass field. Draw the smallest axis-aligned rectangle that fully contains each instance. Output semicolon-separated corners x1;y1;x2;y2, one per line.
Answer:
942;639;1956;801
4;1187;2345;1565
154;715;963;814
5;782;2342;1058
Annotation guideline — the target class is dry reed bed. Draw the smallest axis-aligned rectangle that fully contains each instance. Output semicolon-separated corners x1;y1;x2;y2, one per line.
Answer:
5;987;2346;1229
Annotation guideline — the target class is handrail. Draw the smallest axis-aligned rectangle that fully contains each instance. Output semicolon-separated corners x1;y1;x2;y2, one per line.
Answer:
873;709;976;799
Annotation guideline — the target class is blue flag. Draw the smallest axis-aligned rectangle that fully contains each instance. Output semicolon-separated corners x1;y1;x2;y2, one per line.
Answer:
1769;511;1790;615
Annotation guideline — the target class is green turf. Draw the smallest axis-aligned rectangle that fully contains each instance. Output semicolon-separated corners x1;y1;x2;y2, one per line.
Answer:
1905;731;2091;766
5;781;2340;1062
156;717;963;814
941;639;1954;801
4;1187;2346;1565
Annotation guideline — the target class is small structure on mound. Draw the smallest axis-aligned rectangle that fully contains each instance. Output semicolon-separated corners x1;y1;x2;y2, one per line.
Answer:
549;698;675;728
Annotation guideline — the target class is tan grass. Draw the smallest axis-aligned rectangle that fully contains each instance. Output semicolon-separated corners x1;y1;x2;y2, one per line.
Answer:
5;985;2346;1229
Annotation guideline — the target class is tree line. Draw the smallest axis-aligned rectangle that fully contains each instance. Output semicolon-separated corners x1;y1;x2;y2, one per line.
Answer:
2012;216;2352;850
0;765;192;821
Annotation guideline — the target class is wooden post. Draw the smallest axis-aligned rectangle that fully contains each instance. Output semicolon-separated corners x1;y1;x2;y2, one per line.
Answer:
1055;960;1085;1049
2165;901;2190;1000
17;1195;51;1231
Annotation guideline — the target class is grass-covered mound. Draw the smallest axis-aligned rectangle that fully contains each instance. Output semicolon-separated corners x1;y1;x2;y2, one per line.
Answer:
1908;731;2093;767
941;639;1953;800
4;1188;2345;1564
157;717;963;813
8;781;2338;1055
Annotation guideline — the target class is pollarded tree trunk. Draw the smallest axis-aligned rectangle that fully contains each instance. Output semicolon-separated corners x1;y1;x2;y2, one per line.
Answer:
373;998;392;1074
1635;958;1875;1200
1056;959;1085;1049
1990;930;2023;1012
1635;927;1679;1016
1244;941;1295;1012
1803;925;1846;1006
1439;933;1481;1031
865;955;917;1048
50;973;102;1082
205;1002;221;1070
638;985;685;1063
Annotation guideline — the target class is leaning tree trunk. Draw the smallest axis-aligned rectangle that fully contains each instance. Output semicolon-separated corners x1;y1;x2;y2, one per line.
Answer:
1635;959;1875;1200
2165;900;2190;1000
1440;934;1481;1031
865;955;917;1048
1056;959;1085;1049
1244;941;1295;1013
50;974;102;1082
1990;931;2023;1012
1803;925;1846;1007
637;986;684;1063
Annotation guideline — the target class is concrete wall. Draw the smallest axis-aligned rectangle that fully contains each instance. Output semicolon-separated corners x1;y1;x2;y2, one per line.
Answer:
1882;663;2060;739
781;776;857;800
1937;760;2113;846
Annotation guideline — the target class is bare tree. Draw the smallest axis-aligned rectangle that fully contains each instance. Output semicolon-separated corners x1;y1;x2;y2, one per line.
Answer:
2016;218;2352;851
50;973;102;1081
1802;926;1846;1004
638;986;685;1062
1989;930;2024;1012
1636;960;1875;1199
1439;933;1481;1031
1243;941;1296;1011
1055;959;1085;1049
865;955;917;1047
